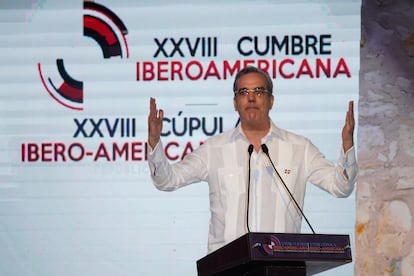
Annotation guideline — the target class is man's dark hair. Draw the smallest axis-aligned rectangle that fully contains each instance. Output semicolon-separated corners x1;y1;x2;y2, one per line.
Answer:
232;66;273;94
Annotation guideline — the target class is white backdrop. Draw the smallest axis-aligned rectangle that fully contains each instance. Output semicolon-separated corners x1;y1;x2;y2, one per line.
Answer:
0;0;360;275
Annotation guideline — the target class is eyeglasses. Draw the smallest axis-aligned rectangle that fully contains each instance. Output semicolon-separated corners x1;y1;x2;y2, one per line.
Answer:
234;87;270;97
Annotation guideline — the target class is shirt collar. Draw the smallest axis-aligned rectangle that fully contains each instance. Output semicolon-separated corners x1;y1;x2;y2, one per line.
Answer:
229;120;284;143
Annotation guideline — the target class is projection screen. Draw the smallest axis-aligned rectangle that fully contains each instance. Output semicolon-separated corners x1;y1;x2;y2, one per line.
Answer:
0;0;360;275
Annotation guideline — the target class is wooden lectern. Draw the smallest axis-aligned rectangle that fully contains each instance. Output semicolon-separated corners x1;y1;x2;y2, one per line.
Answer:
197;232;352;276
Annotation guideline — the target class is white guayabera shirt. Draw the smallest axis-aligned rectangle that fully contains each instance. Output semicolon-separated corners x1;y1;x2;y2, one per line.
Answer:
148;121;358;253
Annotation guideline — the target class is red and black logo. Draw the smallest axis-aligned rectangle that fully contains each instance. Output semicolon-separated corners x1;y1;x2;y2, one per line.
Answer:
37;1;129;110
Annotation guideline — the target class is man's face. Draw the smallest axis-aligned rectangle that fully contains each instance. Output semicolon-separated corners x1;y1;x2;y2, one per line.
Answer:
233;72;274;127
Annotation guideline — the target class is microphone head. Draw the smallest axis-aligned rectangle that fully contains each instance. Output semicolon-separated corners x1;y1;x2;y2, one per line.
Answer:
248;144;254;155
261;144;269;154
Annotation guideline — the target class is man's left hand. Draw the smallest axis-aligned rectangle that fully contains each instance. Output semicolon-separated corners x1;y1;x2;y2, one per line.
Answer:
342;101;355;153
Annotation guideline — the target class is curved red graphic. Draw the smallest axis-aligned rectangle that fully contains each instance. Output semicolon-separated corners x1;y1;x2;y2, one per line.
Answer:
38;59;84;111
38;2;129;110
262;236;281;256
83;1;129;58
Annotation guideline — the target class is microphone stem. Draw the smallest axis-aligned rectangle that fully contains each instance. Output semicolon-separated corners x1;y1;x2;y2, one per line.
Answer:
246;158;251;233
246;145;254;233
263;150;316;234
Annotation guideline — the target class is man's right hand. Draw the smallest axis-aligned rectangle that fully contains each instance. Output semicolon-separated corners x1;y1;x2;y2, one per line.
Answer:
148;97;164;148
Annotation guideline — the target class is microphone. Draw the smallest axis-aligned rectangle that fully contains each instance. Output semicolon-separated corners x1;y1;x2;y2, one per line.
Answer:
246;144;254;233
261;144;316;234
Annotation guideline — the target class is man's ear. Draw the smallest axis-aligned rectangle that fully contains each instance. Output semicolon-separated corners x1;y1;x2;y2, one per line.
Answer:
269;95;274;110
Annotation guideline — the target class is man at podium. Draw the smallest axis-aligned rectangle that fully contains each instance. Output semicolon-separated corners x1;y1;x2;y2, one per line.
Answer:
147;66;358;253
